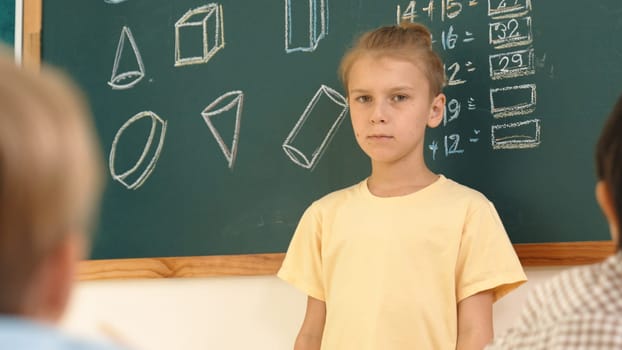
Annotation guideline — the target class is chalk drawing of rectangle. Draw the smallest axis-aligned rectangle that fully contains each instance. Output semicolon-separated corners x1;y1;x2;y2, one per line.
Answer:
175;4;224;66
492;119;540;149
490;84;536;118
285;0;328;53
488;0;531;19
489;17;532;49
489;47;535;80
282;85;347;170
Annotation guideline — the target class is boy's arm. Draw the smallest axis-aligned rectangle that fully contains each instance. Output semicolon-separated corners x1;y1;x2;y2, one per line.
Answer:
294;296;326;350
456;290;494;350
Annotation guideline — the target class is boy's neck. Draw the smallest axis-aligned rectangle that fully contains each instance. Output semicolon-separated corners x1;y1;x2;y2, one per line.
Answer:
367;162;438;197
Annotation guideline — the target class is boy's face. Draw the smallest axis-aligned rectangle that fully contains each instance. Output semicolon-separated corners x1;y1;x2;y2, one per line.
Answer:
347;54;444;167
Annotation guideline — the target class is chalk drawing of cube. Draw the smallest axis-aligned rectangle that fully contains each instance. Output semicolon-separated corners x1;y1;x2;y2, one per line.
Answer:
282;85;348;170
175;4;225;67
285;0;328;53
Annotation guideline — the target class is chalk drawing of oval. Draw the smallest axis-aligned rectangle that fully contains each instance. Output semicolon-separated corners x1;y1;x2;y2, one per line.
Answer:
109;111;167;190
104;0;129;3
108;26;145;90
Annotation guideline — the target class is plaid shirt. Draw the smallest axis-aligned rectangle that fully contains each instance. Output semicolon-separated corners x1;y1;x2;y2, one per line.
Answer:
487;252;622;350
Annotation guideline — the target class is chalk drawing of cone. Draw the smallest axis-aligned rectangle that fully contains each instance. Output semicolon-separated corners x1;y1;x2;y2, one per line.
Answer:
108;26;145;90
285;0;328;53
201;91;244;169
282;85;348;170
109;111;167;190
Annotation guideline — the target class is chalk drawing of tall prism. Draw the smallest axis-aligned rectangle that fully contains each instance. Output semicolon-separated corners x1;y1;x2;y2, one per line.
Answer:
201;91;244;169
282;85;348;170
109;111;167;190
285;0;328;53
175;4;225;66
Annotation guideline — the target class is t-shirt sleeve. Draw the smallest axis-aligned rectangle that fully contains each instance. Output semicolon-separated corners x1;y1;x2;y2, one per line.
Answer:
455;199;527;303
277;202;325;301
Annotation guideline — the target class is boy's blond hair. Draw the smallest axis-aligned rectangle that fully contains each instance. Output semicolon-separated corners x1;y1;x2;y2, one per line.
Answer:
339;21;446;97
0;51;103;313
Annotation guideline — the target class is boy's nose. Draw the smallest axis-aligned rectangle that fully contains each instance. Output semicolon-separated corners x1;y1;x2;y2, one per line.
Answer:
370;103;388;124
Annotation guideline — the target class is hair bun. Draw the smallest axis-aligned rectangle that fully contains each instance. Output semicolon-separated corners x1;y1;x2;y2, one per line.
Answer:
399;21;432;48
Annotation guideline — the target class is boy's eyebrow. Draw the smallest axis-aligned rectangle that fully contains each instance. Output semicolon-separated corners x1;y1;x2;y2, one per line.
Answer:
348;88;369;94
349;86;416;94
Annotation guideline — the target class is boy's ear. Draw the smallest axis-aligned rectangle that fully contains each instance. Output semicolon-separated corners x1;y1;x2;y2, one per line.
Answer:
31;234;85;322
596;181;619;243
427;93;445;128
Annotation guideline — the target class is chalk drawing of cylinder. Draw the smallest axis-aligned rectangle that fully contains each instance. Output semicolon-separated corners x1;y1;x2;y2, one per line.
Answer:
285;0;328;53
282;85;348;170
491;118;541;150
109;111;167;190
108;26;145;90
175;4;225;67
490;84;536;118
201;91;244;169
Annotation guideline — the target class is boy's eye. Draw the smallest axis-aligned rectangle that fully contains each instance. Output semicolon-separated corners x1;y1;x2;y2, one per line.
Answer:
355;95;371;103
392;95;408;102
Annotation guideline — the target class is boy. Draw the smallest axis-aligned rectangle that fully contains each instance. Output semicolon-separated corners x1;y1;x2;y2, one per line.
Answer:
278;23;526;350
0;51;127;349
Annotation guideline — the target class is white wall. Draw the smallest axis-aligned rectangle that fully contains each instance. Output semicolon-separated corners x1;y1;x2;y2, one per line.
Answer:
61;266;570;350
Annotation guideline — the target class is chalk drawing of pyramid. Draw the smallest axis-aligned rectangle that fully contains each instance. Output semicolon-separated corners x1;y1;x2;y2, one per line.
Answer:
201;91;244;169
108;26;145;90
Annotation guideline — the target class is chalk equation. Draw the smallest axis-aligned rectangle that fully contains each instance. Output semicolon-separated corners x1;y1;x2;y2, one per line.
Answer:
392;0;542;159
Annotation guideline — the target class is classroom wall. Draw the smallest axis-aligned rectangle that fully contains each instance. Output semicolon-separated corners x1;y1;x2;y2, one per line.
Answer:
62;266;570;350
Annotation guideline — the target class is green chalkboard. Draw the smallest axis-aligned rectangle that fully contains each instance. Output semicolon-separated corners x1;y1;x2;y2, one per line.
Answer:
40;0;619;260
0;0;14;46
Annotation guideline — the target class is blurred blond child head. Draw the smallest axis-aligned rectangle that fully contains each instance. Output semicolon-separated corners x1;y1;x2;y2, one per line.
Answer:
0;50;103;321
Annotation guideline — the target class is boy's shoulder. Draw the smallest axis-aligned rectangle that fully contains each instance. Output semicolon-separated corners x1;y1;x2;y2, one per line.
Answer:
312;180;364;207
433;176;493;209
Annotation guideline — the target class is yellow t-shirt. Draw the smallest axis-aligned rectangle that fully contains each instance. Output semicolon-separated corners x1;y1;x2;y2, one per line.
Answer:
278;175;527;350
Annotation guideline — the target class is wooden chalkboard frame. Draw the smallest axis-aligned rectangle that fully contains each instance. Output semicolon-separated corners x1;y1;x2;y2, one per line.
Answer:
23;0;616;280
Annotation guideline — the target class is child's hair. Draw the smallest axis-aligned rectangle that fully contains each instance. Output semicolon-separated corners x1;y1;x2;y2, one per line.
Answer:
0;50;103;313
596;94;622;250
338;21;446;96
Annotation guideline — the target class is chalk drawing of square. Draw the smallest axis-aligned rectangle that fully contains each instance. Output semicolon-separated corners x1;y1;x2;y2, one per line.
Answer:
282;85;348;170
109;111;167;190
489;17;532;49
201;91;244;169
175;4;225;67
490;84;536;118
488;0;531;19
285;0;328;53
488;48;535;80
491;118;540;150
